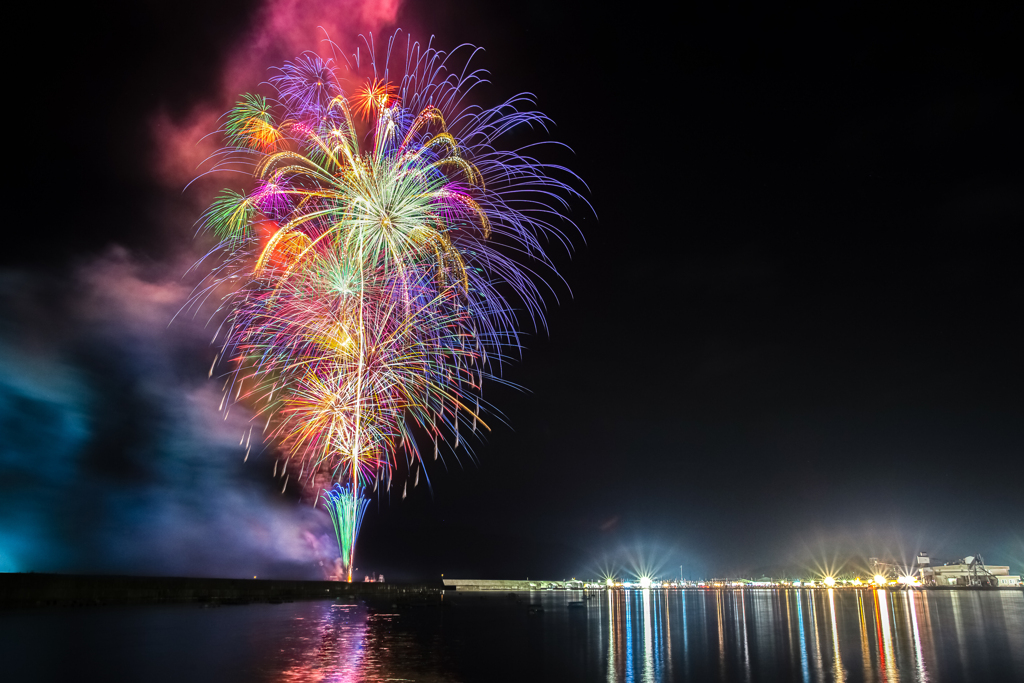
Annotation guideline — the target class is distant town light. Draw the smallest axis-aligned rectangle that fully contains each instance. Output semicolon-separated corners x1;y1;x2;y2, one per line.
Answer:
874;574;886;585
823;576;836;587
639;576;652;588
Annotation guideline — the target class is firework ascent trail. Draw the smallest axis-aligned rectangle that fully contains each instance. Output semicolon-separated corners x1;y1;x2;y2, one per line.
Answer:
191;33;583;580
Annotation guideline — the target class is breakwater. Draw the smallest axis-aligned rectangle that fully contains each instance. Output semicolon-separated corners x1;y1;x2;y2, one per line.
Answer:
0;573;442;609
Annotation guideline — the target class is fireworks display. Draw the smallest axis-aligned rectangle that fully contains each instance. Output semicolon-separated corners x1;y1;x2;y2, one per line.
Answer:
193;34;580;580
321;483;371;576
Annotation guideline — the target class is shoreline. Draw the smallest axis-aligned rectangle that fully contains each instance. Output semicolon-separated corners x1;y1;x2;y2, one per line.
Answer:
0;572;441;609
3;573;1020;609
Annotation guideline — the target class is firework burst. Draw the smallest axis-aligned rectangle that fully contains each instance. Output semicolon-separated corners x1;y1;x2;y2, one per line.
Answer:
322;483;371;578
192;33;582;580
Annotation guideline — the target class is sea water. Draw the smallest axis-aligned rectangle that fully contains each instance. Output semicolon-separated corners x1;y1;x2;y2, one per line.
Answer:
2;588;1022;682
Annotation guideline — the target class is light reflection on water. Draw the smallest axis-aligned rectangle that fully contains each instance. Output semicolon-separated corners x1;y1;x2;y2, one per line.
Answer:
280;588;1024;682
271;601;452;683
2;588;1023;682
591;588;1023;683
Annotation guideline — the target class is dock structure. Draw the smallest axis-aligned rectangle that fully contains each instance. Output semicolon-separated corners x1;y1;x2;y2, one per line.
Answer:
0;573;442;609
917;553;1021;587
442;579;585;591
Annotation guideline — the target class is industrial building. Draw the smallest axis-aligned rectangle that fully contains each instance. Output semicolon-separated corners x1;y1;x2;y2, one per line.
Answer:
916;552;1021;587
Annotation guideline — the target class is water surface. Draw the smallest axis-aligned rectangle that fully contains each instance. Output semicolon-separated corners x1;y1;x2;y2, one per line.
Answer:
3;588;1022;682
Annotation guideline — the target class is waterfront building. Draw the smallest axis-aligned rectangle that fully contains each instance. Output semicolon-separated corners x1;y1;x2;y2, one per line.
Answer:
917;552;1021;587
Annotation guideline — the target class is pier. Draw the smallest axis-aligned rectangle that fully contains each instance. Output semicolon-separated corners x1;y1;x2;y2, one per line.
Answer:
0;573;441;609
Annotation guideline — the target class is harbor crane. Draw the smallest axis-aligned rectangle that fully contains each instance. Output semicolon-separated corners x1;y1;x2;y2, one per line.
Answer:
956;554;998;587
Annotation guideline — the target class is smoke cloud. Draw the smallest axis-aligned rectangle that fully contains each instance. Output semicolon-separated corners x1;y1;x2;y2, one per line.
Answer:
0;0;411;578
0;249;346;577
154;0;404;190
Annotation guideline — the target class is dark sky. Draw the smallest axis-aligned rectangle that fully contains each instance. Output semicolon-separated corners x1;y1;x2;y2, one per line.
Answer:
2;0;1021;581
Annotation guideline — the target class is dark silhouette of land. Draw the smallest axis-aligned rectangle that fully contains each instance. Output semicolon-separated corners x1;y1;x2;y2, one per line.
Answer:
0;573;441;609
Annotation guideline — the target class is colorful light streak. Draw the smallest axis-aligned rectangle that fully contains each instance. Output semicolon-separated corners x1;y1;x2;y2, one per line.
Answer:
192;34;581;579
322;483;371;578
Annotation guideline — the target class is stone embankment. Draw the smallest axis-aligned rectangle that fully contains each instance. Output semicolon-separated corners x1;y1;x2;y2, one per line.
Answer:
0;573;442;609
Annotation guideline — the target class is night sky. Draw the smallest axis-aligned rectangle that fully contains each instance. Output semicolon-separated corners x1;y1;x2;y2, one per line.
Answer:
2;0;1021;582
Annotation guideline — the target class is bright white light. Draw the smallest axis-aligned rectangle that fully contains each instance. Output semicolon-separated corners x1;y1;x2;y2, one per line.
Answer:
823;576;836;587
606;578;613;587
638;576;652;588
874;574;886;585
